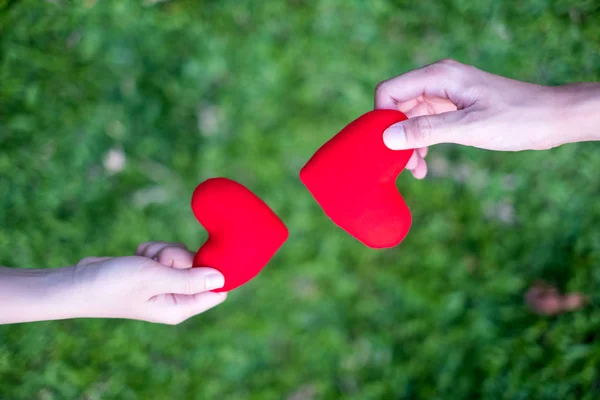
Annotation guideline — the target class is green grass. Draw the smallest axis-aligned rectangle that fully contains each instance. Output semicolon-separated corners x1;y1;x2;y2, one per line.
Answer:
1;0;600;398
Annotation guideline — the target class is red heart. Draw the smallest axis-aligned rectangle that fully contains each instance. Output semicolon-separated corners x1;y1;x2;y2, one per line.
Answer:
300;110;414;248
191;178;288;292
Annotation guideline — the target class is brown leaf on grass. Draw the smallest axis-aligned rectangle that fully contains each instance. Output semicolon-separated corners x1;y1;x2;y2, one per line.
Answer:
525;281;587;316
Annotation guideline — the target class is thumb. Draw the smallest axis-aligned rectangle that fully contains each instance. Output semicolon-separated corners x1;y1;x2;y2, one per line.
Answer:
382;111;465;150
156;266;226;295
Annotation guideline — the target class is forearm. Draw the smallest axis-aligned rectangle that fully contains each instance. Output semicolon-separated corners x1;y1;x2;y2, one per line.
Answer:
556;82;600;144
0;266;80;324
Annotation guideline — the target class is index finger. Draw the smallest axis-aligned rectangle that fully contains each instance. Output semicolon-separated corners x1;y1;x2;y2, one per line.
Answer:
374;59;465;109
155;246;196;269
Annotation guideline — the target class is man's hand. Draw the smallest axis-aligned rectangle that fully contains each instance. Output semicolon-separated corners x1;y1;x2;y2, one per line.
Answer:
375;59;600;178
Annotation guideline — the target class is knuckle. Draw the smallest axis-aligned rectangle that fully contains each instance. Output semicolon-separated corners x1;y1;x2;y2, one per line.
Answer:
430;59;471;81
135;242;153;255
156;253;170;267
157;248;176;267
157;246;192;268
423;61;457;80
375;80;389;95
438;58;461;67
142;242;171;258
423;63;445;77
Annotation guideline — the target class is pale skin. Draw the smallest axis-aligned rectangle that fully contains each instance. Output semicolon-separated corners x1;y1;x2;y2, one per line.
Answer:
0;242;227;325
375;58;600;179
376;59;597;314
3;60;597;324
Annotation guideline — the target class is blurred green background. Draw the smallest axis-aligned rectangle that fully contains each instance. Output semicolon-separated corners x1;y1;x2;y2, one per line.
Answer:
1;0;600;398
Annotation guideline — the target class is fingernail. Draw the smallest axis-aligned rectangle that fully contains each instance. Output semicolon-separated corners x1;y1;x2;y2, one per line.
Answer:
205;273;225;290
382;123;407;150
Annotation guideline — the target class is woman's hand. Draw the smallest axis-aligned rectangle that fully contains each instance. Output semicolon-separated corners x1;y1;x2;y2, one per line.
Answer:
375;59;600;178
0;242;227;325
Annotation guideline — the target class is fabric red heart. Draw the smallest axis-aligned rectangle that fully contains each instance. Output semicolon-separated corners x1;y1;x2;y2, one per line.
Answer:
191;178;288;292
300;110;414;248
